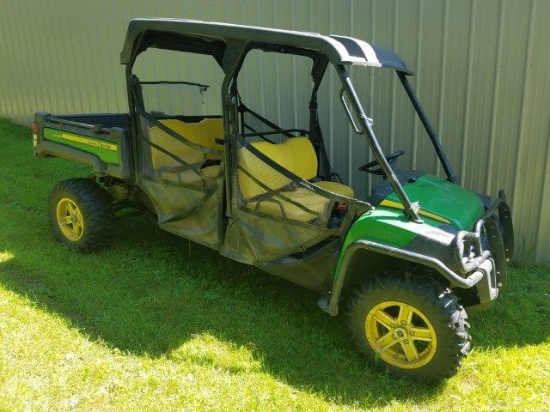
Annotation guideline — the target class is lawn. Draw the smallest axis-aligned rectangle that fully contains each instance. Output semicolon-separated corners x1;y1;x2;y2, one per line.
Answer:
0;118;549;411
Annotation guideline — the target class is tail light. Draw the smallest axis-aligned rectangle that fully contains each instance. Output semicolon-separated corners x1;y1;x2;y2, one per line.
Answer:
32;121;39;148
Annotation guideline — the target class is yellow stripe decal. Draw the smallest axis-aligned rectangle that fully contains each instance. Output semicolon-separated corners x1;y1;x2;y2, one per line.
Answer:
61;133;118;152
379;199;451;224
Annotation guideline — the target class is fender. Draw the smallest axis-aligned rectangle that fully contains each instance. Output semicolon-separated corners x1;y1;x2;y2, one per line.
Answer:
320;239;488;316
319;209;513;316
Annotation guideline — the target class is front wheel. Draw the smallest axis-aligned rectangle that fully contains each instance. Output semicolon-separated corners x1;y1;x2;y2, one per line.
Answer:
49;178;114;252
347;274;471;380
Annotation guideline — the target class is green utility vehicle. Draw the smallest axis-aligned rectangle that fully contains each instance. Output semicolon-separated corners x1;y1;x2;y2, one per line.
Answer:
33;18;514;380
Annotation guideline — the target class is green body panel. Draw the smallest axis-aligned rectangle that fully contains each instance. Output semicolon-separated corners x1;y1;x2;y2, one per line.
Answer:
334;174;484;278
342;208;445;251
44;128;119;165
386;174;484;230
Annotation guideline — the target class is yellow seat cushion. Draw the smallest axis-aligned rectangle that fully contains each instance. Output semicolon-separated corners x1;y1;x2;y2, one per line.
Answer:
201;164;222;180
149;117;224;182
238;136;354;199
314;180;354;198
237;142;288;200
246;188;331;221
157;118;224;152
277;137;318;180
237;136;352;222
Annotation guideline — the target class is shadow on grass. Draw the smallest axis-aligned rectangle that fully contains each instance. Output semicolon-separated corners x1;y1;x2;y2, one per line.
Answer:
1;213;548;407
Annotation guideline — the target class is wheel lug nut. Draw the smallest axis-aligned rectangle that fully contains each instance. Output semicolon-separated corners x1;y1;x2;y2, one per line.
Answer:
404;339;409;344
401;321;407;325
409;330;415;336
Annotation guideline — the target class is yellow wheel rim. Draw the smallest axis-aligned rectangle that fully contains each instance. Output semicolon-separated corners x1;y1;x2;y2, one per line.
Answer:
365;301;437;369
56;198;84;241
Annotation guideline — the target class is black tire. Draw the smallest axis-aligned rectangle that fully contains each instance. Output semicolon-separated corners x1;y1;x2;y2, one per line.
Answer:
49;178;114;252
347;274;471;381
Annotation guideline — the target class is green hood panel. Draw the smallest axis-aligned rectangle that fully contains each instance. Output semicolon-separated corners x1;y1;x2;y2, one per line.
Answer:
343;207;456;250
384;174;484;231
337;174;484;264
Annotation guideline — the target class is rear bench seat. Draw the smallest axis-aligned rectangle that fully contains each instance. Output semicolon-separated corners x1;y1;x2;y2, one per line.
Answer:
149;118;224;183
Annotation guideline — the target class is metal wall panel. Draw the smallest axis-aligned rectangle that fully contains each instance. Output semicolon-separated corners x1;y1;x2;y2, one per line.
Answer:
512;0;550;262
0;0;549;262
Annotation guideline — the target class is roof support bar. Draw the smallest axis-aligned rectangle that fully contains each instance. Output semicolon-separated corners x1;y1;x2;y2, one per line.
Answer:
336;65;422;223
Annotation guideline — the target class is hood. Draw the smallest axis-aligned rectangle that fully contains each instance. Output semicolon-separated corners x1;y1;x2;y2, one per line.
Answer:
380;174;484;230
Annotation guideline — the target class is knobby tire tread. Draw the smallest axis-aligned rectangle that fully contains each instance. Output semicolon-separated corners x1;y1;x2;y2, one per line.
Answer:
49;178;114;252
347;274;471;381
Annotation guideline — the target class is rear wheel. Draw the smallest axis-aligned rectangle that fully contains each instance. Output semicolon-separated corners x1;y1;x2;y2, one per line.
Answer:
347;274;471;380
49;178;114;252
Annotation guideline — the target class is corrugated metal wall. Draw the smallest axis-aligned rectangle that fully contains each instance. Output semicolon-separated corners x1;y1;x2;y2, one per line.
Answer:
1;0;549;262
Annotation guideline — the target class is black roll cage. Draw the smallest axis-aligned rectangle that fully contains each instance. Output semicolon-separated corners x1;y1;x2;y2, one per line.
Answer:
122;18;457;222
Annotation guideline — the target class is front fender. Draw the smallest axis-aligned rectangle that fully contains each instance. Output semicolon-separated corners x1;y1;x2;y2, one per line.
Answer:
321;239;491;316
320;200;509;316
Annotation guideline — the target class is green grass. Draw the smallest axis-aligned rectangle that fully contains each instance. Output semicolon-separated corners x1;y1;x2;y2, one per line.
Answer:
1;117;549;411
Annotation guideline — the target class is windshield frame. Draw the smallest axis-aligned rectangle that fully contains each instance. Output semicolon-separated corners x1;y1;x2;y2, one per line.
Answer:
334;64;422;222
335;63;459;222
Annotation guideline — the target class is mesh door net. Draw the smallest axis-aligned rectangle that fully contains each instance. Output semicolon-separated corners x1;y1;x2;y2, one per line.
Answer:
140;115;223;187
222;135;370;264
236;139;333;225
134;114;225;248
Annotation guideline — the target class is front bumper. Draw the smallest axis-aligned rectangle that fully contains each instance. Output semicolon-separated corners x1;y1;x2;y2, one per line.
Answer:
455;191;513;280
452;190;514;309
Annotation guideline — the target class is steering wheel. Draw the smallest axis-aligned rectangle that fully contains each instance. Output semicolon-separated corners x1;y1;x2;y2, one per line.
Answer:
358;150;405;175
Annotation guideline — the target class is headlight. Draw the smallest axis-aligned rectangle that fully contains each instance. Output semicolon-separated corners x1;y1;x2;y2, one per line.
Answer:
454;226;490;274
